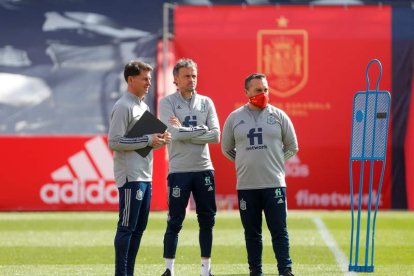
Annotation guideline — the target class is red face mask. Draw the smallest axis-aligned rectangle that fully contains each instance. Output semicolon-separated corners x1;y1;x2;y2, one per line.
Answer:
249;92;269;109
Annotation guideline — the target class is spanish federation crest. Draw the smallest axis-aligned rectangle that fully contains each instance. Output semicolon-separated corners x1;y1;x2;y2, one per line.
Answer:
257;20;308;98
172;186;180;198
267;114;277;125
240;198;247;211
136;189;143;201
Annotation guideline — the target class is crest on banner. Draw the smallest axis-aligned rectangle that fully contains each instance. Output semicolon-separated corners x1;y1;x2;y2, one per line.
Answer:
257;17;308;98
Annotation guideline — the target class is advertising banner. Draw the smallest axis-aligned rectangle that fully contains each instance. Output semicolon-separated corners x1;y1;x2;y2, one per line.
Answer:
174;5;392;209
0;136;167;211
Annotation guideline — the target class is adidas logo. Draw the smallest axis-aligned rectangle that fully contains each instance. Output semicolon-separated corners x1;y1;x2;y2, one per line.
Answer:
277;198;284;204
177;105;182;109
208;186;213;192
285;155;309;178
234;119;245;129
39;136;118;205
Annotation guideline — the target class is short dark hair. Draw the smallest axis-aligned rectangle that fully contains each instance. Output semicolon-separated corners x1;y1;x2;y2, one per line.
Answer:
173;58;197;77
244;73;266;90
123;60;153;82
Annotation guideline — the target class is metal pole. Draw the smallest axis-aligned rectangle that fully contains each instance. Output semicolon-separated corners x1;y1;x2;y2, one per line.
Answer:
163;3;174;97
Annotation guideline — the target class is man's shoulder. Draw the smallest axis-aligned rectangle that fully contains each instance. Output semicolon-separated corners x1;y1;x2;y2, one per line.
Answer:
159;92;177;104
195;92;213;102
226;105;246;120
233;105;246;114
113;94;130;109
268;105;288;117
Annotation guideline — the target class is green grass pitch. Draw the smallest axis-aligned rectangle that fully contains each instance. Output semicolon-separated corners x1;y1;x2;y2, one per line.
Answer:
0;211;413;275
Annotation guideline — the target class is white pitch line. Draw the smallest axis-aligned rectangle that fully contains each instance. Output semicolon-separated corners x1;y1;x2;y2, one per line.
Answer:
313;217;357;276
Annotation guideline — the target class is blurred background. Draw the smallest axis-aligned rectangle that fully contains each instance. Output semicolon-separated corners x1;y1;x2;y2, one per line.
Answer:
0;0;413;211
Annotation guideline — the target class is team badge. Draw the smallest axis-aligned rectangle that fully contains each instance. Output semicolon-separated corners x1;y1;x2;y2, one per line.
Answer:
172;186;180;198
267;114;277;125
204;176;212;185
136;189;143;201
257;16;308;98
240;198;247;211
200;103;206;113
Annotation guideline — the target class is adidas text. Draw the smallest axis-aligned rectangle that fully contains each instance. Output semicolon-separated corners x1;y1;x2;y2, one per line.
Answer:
40;179;118;204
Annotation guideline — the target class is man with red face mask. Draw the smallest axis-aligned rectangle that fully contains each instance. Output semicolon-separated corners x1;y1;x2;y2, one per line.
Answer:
221;73;298;276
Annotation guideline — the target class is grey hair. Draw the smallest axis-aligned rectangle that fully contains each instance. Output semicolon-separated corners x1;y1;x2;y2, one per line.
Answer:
173;58;197;76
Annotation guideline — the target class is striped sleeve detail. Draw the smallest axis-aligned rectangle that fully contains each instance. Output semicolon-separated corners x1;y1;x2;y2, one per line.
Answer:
119;136;149;145
226;149;236;159
190;129;220;144
226;149;236;160
284;150;295;161
178;126;206;133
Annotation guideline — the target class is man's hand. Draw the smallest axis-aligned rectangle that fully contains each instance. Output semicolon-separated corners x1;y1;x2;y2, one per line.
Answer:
162;131;172;144
169;116;182;128
150;131;172;147
150;133;166;147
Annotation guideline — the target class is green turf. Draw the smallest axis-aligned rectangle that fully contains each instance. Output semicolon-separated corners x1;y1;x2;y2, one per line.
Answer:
0;211;413;275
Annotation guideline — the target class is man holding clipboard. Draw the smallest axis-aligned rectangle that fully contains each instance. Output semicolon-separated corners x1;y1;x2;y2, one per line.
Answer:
108;60;171;276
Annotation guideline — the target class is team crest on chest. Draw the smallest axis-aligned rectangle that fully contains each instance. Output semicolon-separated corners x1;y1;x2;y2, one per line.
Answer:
200;103;206;113
172;186;180;198
136;189;143;201
267;114;277;125
240;198;247;211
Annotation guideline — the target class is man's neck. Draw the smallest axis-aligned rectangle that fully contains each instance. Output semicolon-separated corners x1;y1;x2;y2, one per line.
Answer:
180;90;193;100
248;103;262;111
128;89;145;100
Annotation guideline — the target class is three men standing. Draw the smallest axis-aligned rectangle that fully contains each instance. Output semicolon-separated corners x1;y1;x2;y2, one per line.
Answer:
109;60;296;276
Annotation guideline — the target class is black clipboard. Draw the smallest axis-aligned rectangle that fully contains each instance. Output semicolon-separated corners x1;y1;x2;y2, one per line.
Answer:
125;110;167;157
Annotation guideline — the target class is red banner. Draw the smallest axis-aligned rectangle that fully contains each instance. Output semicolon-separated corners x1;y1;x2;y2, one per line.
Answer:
0;136;167;211
174;5;392;209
